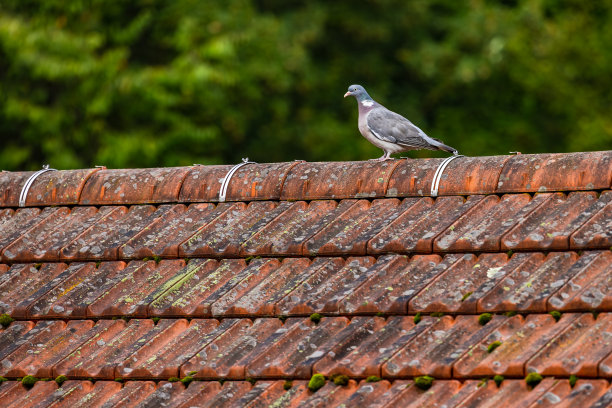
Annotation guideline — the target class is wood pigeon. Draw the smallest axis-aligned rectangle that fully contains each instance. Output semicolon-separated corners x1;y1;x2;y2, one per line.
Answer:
344;84;459;161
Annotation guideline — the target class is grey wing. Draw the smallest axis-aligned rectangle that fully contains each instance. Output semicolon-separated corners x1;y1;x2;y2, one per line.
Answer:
366;108;438;149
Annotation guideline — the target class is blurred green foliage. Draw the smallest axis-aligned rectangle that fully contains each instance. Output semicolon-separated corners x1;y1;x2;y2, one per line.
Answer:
1;0;611;170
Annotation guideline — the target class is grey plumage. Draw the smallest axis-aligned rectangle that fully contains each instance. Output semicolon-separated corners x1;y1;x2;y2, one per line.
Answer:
344;84;458;161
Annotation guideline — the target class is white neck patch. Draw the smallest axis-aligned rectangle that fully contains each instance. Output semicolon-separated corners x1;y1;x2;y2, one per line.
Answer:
361;100;374;107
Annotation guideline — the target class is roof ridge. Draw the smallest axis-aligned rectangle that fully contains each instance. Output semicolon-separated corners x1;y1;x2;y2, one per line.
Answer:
0;151;610;207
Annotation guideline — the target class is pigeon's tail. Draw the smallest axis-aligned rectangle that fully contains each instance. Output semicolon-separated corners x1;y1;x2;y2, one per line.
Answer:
432;139;459;155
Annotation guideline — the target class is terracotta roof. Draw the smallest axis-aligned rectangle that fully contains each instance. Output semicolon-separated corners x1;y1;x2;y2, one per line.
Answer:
0;151;611;407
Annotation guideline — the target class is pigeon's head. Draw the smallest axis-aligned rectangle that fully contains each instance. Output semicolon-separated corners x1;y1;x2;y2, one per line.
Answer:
344;84;372;101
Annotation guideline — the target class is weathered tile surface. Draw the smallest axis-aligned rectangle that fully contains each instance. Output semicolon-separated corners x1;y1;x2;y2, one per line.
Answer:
180;201;293;257
436;155;511;195
281;161;400;200
434;193;550;252
409;253;509;313
119;203;222;259
275;257;375;315
368;195;485;254
245;317;349;378
22;168;102;207
2;206;118;262
547;251;612;311
496;151;612;193
382;315;505;378
306;198;416;256
79;167;190;205
527;313;612;376
570;191;612;249
0;263;68;315
26;261;126;318
339;254;443;315
502;192;601;251
477;252;580;313
59;204;173;261
240;200;355;256
453;313;578;377
0;153;611;407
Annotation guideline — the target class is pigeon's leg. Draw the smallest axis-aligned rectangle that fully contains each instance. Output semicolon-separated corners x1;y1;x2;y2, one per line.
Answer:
369;151;393;162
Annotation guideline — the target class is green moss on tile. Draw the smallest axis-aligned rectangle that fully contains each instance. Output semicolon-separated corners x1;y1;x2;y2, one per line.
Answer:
413;312;422;325
34;263;42;270
187;371;197;376
503;311;517;317
0;314;14;328
115;378;124;383
569;375;577;388
168;377;180;382
478;313;492;326
430;312;444;317
525;372;543;388
22;375;38;388
461;291;473;302
246;377;256;385
365;375;381;383
181;376;194;386
331;374;349;386
477;377;488;387
283;380;293;390
95;261;102;268
487;341;502;353
308;374;326;392
549;311;562;322
414;375;434;390
310;313;322;324
152;317;160;324
0;376;7;382
55;375;67;385
278;315;288;323
153;256;162;264
493;375;504;387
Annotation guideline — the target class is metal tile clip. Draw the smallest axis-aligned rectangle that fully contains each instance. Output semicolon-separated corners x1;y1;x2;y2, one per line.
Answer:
218;158;256;202
19;164;57;207
430;155;464;197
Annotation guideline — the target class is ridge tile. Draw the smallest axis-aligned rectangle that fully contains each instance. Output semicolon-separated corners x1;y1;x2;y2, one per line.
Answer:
496;151;612;193
280;161;398;200
79;167;190;205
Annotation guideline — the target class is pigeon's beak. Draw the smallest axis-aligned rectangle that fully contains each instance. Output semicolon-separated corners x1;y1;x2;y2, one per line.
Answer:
344;91;351;98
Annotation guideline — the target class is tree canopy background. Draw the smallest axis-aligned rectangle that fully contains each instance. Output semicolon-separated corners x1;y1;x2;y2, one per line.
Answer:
1;0;611;170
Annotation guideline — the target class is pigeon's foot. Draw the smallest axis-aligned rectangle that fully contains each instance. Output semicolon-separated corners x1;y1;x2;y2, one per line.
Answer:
369;156;394;162
369;152;393;162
